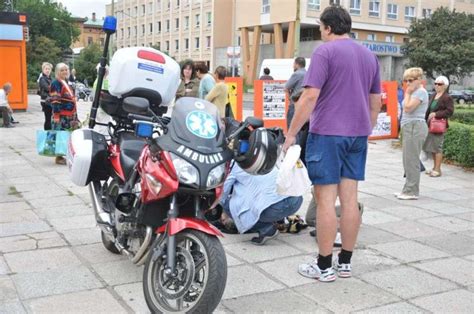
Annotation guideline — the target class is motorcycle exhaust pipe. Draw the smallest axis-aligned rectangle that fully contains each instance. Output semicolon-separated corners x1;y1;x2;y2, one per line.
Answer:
89;183;113;230
132;226;153;265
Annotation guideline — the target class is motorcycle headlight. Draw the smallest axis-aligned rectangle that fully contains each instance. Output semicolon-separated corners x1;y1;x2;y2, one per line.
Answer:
207;164;226;188
170;153;199;186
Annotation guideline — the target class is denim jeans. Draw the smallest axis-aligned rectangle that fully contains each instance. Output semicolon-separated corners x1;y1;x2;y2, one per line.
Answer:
223;196;303;235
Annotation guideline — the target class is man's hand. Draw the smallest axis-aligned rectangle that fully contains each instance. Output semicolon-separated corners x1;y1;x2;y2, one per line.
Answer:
282;134;297;153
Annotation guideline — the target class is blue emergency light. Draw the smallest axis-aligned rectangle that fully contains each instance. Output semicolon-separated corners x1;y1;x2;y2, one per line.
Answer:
103;16;117;34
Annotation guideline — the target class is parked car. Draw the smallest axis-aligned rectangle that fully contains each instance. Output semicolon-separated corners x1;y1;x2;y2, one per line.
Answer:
461;90;474;103
449;90;470;104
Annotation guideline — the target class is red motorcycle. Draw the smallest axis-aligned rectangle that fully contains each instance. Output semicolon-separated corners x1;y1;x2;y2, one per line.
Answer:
68;19;277;312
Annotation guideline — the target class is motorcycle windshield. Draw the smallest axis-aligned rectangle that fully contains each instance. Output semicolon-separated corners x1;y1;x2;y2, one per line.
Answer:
156;97;233;189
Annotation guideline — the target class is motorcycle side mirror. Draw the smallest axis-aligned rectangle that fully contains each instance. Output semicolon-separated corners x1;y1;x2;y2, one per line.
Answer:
245;117;263;129
123;97;150;115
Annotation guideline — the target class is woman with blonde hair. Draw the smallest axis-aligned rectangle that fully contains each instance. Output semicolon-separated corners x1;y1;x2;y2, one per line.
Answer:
49;62;78;164
395;67;429;200
423;76;454;177
38;62;53;129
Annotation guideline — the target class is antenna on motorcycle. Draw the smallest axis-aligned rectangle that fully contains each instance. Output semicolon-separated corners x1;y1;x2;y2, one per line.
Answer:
88;16;117;129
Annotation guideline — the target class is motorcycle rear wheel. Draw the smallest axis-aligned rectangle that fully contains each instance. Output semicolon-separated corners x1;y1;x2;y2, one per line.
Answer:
143;230;227;313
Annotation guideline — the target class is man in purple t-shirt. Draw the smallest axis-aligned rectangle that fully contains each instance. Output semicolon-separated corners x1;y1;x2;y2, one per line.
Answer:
282;5;382;282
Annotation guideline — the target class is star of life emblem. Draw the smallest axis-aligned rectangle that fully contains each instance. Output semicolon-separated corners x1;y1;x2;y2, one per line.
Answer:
185;111;218;139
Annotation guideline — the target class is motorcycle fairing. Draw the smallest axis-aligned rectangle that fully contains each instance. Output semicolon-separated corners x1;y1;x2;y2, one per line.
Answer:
156;217;223;237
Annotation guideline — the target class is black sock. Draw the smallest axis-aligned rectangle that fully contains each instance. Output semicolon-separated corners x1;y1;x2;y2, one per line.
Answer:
339;249;352;264
317;254;332;270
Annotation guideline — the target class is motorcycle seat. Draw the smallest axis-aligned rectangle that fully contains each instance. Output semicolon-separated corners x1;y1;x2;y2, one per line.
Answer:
119;133;146;179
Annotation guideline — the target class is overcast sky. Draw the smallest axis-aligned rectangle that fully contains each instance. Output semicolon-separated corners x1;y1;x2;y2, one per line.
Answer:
57;0;110;19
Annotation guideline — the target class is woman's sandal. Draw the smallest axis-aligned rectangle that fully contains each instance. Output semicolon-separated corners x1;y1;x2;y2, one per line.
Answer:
430;170;441;177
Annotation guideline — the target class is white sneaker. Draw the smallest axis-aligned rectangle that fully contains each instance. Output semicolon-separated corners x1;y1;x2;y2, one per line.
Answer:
397;193;418;200
333;257;352;278
298;259;336;282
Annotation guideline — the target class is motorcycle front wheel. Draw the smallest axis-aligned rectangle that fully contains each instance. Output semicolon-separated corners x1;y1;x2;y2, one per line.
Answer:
143;229;227;314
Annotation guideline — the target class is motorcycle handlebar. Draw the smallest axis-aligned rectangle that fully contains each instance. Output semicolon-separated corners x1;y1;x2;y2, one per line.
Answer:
127;113;155;123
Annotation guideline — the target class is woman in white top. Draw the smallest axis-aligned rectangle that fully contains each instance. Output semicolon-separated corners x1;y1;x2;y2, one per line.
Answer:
395;67;429;200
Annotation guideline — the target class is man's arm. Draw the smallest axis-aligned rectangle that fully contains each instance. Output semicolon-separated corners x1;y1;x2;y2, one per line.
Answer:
283;87;320;151
369;93;382;128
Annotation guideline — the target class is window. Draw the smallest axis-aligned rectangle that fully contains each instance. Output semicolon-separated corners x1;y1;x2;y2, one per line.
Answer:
206;36;211;48
120;28;124;38
329;0;341;5
349;32;358;39
387;3;398;19
175;18;179;30
367;33;376;41
127;27;130;38
350;0;361;15
262;0;270;14
149;23;153;33
369;1;380;17
385;35;394;43
88;37;93;45
165;40;170;51
166;19;170;32
134;26;137;36
141;24;145;36
141;5;145;16
307;0;320;10
156;0;161;11
176;0;180;8
237;36;241;46
422;8;432;18
206;12;211;26
405;6;415;21
156;42;161;50
195;14;200;27
149;42;153;47
157;21;161;33
167;0;170;9
175;39;179;50
185;16;189;29
185;38;189;50
195;37;200;49
133;6;137;16
127;8;131;17
148;2;153;14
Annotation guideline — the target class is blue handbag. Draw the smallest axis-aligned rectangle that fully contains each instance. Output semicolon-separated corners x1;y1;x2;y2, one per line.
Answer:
36;130;70;156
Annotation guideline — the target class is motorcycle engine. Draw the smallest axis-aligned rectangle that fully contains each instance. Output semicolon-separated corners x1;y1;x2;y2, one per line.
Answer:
113;182;145;255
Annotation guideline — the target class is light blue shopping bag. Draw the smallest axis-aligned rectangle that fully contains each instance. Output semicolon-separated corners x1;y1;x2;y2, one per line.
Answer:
36;130;70;156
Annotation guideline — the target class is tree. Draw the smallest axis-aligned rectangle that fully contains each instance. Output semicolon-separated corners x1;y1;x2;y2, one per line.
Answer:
26;36;62;82
74;44;102;85
14;0;80;50
403;7;474;84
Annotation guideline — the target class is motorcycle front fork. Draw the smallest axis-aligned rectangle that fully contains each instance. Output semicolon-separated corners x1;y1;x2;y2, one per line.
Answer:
164;194;201;276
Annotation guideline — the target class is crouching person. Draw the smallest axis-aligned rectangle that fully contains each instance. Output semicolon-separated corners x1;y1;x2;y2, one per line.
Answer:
216;162;303;245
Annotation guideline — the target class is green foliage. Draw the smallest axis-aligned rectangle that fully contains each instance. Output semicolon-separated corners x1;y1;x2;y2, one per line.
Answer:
14;0;80;50
26;36;62;83
451;109;474;125
403;7;474;84
443;122;474;167
74;44;102;85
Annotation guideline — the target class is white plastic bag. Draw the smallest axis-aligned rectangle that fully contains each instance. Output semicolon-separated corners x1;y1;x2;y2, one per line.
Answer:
276;145;312;196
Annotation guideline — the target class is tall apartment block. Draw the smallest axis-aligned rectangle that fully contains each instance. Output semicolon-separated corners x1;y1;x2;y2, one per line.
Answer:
107;0;234;70
236;0;474;83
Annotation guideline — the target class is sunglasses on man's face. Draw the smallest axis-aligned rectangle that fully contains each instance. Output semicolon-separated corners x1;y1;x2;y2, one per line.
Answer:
434;83;444;86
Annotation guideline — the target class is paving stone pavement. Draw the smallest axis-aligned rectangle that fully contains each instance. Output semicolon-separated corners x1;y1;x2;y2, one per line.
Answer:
0;95;473;313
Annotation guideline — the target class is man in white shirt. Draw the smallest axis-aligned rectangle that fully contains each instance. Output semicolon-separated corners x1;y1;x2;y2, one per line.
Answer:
0;82;14;128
